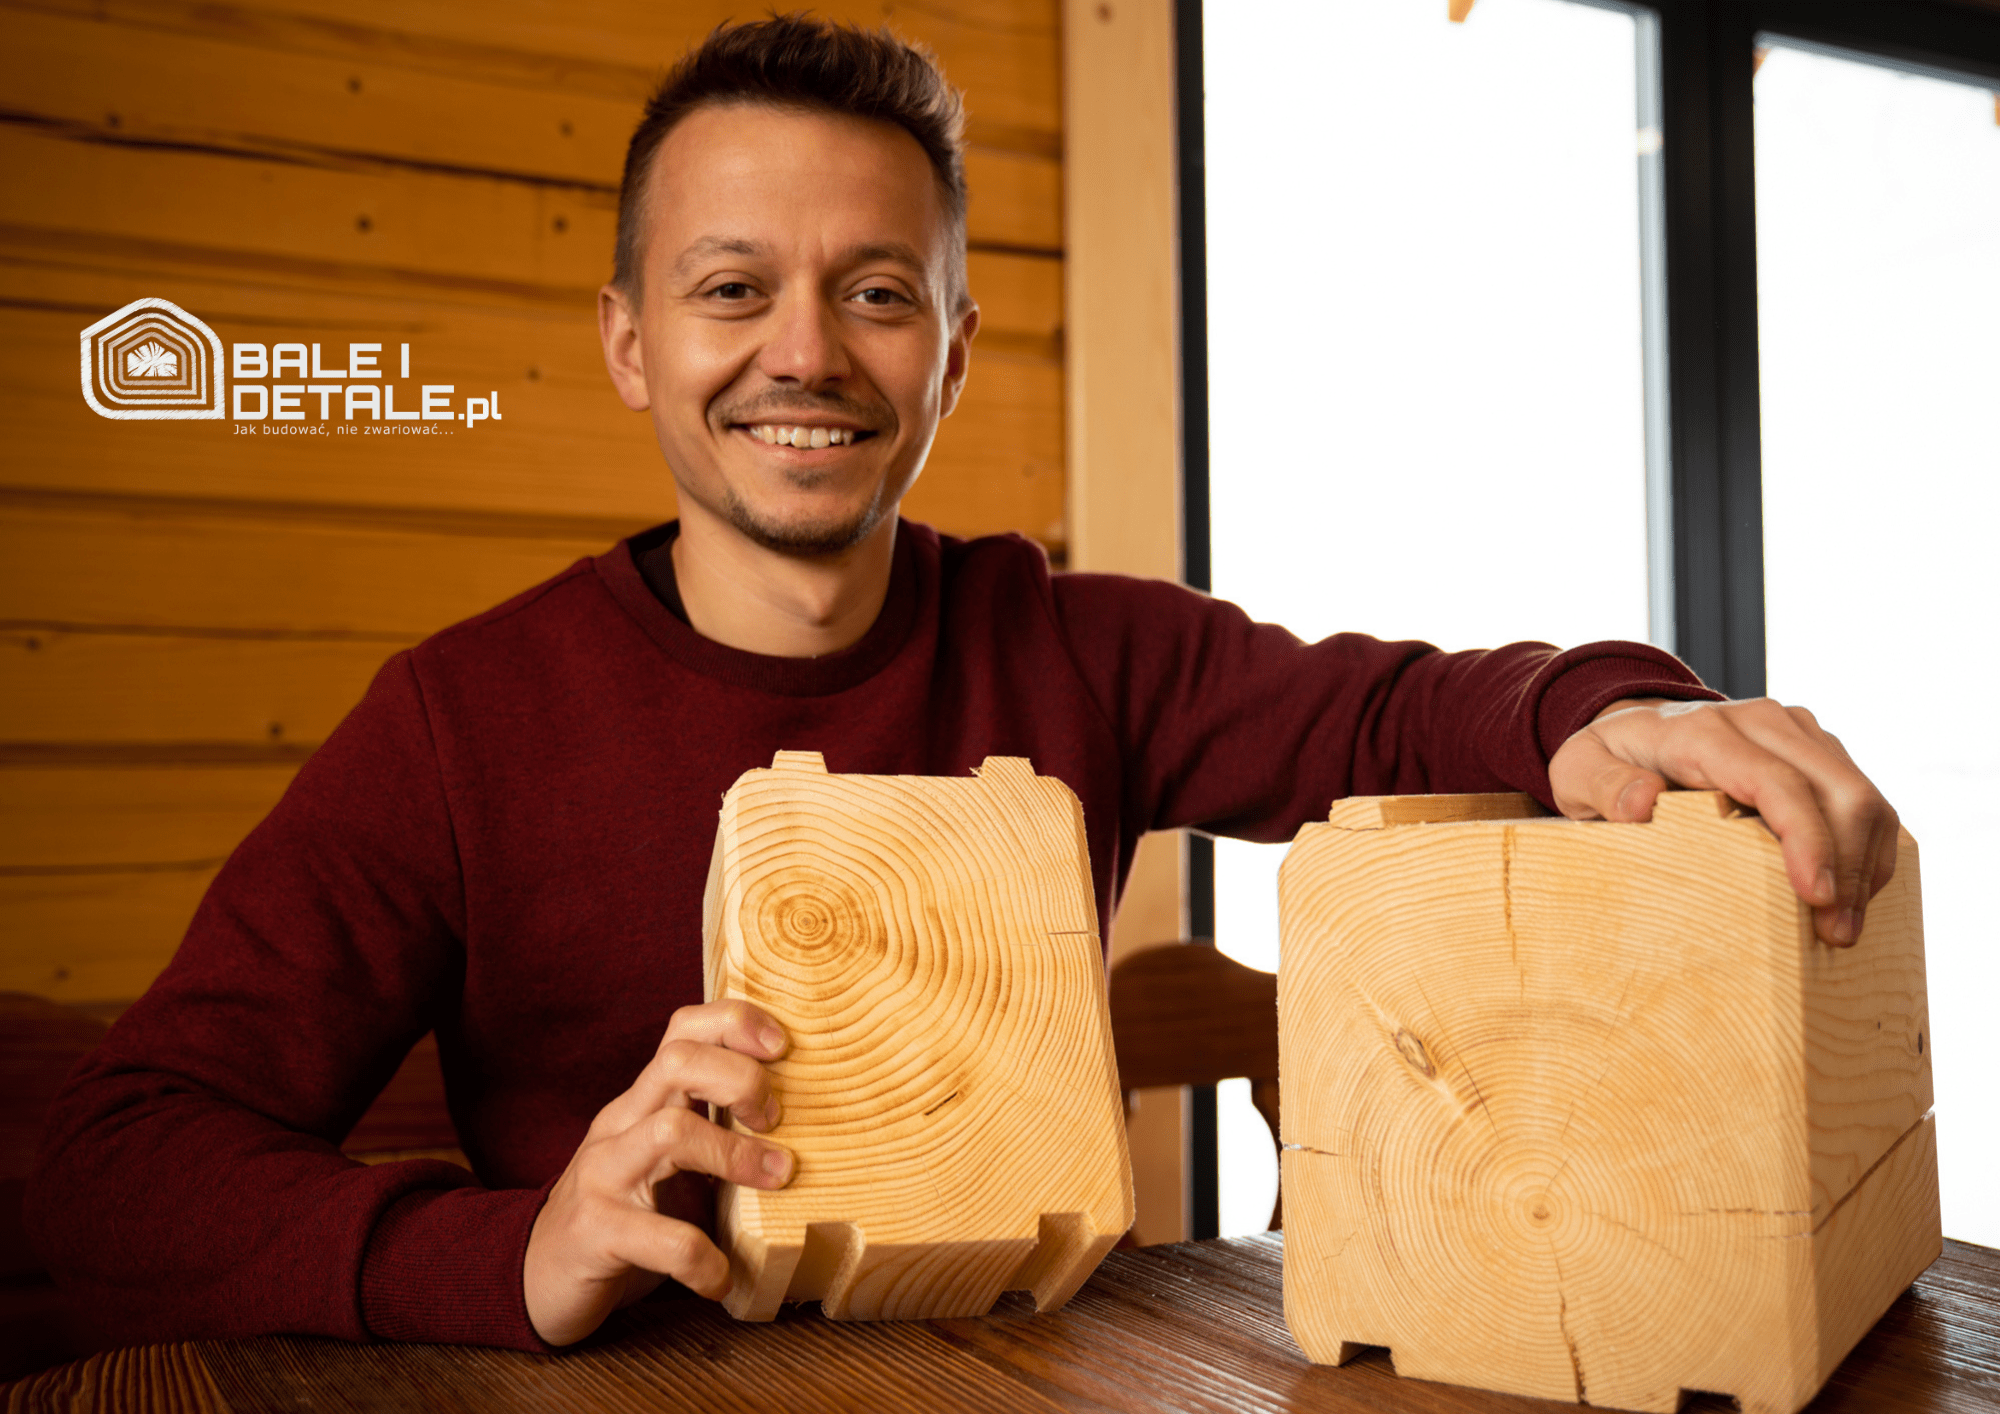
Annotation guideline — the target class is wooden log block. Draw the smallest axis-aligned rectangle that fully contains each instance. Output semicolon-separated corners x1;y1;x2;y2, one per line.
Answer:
703;751;1133;1322
1277;790;1939;1414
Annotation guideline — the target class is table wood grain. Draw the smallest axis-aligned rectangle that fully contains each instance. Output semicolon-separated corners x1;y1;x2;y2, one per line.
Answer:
7;1235;1997;1413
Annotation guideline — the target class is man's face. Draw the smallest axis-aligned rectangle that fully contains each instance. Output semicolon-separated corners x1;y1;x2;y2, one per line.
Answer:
601;102;977;556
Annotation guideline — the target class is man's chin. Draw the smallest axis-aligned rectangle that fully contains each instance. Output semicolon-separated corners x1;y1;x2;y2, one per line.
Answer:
718;491;890;557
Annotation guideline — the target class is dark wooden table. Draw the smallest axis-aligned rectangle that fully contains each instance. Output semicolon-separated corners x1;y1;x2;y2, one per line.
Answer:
6;1235;1997;1413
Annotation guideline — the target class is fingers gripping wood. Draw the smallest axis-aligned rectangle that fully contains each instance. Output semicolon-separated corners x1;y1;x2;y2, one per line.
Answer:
703;753;1133;1323
1277;790;1938;1414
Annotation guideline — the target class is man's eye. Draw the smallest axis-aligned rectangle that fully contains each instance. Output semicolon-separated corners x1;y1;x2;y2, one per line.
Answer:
853;287;906;307
711;282;755;300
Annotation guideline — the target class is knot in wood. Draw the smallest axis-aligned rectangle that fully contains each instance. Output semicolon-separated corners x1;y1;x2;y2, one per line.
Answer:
1392;1027;1435;1079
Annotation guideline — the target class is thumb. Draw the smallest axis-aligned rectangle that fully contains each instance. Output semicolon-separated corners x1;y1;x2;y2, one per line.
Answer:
1549;728;1668;822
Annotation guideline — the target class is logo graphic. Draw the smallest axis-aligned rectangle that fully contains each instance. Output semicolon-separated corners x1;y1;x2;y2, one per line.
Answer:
80;298;224;419
127;340;179;378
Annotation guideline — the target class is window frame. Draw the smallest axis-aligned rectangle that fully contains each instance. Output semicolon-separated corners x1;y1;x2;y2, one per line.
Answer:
1653;0;2000;699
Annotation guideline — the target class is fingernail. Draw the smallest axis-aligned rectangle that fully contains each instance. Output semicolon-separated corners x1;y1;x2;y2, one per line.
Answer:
762;1148;793;1182
759;1025;785;1055
1836;907;1863;944
1815;867;1836;905
765;1096;783;1129
1614;779;1649;820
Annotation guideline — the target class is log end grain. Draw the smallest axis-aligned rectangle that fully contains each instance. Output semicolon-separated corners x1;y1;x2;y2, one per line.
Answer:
706;753;1134;1322
1278;790;1939;1414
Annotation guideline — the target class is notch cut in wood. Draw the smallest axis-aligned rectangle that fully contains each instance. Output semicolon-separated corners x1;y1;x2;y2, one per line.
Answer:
1278;790;1938;1414
704;752;1133;1321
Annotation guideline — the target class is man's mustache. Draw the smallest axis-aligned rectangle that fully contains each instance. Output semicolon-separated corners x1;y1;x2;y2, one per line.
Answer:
714;392;892;430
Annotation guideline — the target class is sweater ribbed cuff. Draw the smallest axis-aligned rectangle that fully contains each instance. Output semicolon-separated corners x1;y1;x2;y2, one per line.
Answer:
359;1172;558;1351
1529;641;1723;791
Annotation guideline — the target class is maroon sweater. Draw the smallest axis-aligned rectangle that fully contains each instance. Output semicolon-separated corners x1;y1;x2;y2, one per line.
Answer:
27;520;1714;1351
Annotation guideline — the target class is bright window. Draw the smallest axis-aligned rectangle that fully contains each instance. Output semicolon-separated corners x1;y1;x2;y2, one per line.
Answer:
1755;38;2000;1249
1203;0;1656;1237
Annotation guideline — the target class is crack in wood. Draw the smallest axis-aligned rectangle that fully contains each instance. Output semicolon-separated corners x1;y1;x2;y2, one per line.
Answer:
1683;1208;1814;1218
1586;1209;1686;1264
1558;1288;1588;1405
1806;1108;1933;1236
1683;1109;1934;1239
1456;1056;1499;1132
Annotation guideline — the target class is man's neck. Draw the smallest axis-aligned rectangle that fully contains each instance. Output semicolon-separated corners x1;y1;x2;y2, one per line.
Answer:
669;502;898;658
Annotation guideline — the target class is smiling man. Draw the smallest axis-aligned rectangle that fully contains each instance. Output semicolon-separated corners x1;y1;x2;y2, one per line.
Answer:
597;74;978;659
30;16;1897;1356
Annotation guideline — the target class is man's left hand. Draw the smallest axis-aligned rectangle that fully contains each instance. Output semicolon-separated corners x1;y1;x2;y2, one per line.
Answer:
1548;698;1898;948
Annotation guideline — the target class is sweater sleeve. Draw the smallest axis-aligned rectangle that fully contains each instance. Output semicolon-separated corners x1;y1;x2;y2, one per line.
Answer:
24;653;554;1352
1048;574;1721;842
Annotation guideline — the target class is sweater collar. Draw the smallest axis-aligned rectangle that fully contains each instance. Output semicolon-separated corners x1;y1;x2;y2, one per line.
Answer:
594;519;930;697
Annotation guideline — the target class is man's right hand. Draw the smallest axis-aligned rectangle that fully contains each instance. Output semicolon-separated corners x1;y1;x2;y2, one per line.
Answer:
523;1000;795;1346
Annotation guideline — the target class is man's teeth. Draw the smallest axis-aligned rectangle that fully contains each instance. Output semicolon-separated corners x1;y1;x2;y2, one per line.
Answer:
749;424;858;448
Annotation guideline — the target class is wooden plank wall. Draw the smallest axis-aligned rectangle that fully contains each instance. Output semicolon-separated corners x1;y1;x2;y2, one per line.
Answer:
0;0;1065;1005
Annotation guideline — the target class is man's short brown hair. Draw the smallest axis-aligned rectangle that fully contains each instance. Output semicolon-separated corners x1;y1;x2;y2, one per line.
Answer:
614;14;969;309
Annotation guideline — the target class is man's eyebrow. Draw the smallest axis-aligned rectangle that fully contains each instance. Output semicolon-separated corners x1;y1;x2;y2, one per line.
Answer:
671;236;768;280
844;241;926;270
669;237;931;282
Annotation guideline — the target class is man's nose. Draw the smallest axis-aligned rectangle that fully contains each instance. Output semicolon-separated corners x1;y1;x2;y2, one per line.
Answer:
757;290;850;388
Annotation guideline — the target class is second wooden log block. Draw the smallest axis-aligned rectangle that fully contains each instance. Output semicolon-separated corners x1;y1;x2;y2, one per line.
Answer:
704;751;1134;1321
1278;790;1938;1414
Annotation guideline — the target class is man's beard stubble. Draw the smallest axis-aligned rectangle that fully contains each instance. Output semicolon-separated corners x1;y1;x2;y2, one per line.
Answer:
710;388;898;556
719;480;890;557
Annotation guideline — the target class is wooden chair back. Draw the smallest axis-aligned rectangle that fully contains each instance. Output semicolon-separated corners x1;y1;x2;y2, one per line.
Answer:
1107;944;1281;1230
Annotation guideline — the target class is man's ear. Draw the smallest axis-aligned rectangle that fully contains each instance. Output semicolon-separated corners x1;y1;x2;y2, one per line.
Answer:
938;302;981;418
598;283;651;412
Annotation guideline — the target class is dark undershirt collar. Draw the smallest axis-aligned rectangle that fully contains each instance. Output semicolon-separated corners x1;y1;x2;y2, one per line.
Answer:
594;520;924;697
632;523;694;625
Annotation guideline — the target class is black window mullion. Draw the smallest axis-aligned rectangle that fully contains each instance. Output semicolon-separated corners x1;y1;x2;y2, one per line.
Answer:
1709;4;1769;702
1654;0;1767;699
1174;0;1220;1245
1651;0;2000;699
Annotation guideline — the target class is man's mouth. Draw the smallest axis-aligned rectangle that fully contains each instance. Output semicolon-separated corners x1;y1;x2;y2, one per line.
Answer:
738;423;873;449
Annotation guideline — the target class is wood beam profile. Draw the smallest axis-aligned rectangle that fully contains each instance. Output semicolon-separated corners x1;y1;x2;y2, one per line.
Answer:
704;752;1133;1321
1277;790;1939;1414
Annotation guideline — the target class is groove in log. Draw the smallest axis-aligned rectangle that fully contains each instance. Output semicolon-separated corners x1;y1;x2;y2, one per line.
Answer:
1277;790;1939;1414
704;752;1133;1322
